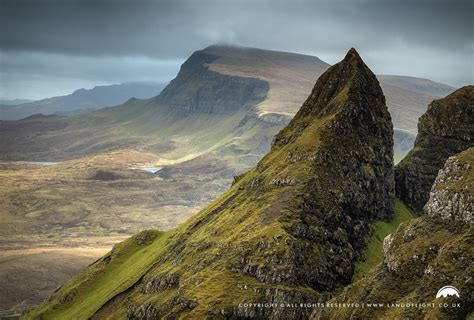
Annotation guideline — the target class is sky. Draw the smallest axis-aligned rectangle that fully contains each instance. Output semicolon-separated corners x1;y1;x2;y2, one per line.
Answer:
0;0;472;100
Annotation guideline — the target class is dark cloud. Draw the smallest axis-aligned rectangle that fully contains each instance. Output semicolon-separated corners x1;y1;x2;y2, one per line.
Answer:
2;0;472;57
0;0;472;99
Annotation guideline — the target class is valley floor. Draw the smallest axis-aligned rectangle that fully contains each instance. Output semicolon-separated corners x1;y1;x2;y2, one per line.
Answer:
0;245;111;319
0;150;240;316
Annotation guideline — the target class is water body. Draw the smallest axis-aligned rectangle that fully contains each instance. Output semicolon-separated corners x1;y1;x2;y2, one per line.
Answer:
130;167;163;174
18;161;58;166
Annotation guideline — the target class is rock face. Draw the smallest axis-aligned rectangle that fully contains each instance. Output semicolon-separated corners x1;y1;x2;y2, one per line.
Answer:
156;50;269;115
314;147;474;320
424;152;473;224
395;86;474;212
26;48;394;319
271;47;394;290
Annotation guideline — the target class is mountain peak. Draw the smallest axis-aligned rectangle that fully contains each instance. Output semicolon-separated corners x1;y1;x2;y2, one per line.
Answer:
341;47;367;70
279;47;384;123
28;48;395;320
344;47;361;60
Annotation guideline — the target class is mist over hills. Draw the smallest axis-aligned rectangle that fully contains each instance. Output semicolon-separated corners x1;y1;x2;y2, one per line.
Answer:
0;81;167;121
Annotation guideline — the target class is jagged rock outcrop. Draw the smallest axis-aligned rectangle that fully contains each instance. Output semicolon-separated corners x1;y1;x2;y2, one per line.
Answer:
395;86;474;212
314;147;473;320
424;153;473;224
268;47;394;291
26;48;394;319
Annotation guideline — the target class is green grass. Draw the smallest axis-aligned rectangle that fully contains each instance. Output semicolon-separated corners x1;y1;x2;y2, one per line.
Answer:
25;104;332;318
352;199;416;282
25;230;171;320
24;56;403;318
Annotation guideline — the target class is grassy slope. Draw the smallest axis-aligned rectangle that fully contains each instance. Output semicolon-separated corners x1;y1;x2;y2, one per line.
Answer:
352;199;416;282
26;51;397;318
27;230;169;319
24;102;336;319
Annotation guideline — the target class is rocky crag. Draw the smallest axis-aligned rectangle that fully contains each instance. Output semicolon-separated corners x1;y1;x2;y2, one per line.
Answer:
156;49;269;115
26;48;394;319
395;86;474;212
315;147;474;320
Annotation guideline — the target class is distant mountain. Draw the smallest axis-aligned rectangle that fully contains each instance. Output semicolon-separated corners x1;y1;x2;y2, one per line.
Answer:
0;99;32;105
0;45;455;163
201;46;455;135
27;48;396;320
378;76;455;136
378;74;455;96
1;45;462;316
200;45;330;116
0;82;167;120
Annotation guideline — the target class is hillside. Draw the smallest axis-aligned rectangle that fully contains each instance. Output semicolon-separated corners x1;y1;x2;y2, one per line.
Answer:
395;86;474;212
0;45;457;316
316;147;473;320
203;45;330;117
0;47;285;315
0;45;456;164
26;48;396;319
204;45;454;136
377;75;455;97
0;82;166;120
0;47;283;163
0;99;32;105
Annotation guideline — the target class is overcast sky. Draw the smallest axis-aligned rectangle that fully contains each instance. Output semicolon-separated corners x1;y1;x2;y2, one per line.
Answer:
1;0;472;100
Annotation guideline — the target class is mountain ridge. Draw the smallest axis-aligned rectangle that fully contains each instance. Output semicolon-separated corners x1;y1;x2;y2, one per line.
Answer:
0;81;167;121
0;45;458;316
26;48;395;319
0;45;455;164
395;86;474;212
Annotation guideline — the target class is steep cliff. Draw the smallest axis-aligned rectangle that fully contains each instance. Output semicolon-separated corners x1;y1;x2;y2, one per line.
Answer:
0;47;275;162
315;147;473;320
156;50;269;115
395;86;474;212
26;48;394;319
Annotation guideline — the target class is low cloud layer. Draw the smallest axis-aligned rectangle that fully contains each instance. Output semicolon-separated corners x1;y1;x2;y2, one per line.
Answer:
1;0;472;99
